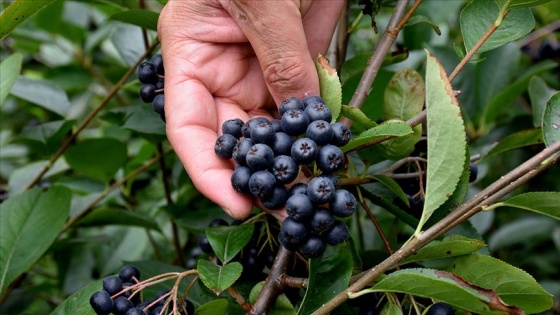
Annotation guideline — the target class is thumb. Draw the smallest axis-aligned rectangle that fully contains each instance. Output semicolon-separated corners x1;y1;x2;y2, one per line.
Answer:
220;0;320;103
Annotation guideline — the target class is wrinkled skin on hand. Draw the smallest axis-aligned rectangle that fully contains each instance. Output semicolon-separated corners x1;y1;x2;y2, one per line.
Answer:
158;0;343;219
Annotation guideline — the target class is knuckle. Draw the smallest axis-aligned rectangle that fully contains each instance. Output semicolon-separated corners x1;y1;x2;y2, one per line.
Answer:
263;55;310;95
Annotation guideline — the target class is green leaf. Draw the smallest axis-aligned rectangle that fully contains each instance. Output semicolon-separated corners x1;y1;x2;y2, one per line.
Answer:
249;281;297;315
360;189;419;229
542;92;560;147
460;0;535;54
381;69;424;159
0;186;71;294
298;243;353;315
340;105;377;129
77;207;161;231
507;0;554;8
491;192;560;221
109;9;159;31
63;138;128;183
341;120;413;153
406;15;441;35
51;279;101;315
108;105;167;136
206;224;254;264
16;120;76;155
315;54;342;122
418;51;466;233
528;76;557;128
381;301;403;315
10;76;70;117
0;53;22;106
483;60;556;126
487;216;557;251
195;299;229;315
368;268;516;314
484;128;543;158
451;254;553;313
0;0;57;40
371;175;409;206
197;260;242;295
401;235;486;264
340;51;408;84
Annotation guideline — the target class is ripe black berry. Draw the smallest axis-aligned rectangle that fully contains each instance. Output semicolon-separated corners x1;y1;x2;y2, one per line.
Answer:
288;183;308;197
199;235;214;254
137;61;158;84
318;173;340;189
231;166;252;194
232;138;254;166
306;120;333;145
184;299;196;315
305;102;332;122
248;170;276;199
278;230;299;251
299;235;326;259
272;155;298;184
125;308;145;315
261;184;288;210
324;220;349;245
281;109;310;136
330;122;351;147
281;217;310;245
291;138;318;165
152;94;165;119
246;143;274;171
270;119;283;132
316;144;345;173
149;53;164;75
426;302;455;315
241;117;269;138
251;121;276;144
214;134;238;159
302;95;325;108
469;162;478;182
271;132;293;156
279;96;305;116
310;208;335;234
329;189;357;217
113;296;134;315
139;84;157;103
102;275;122;296
90;290;113;315
119;265;140;283
222;118;244;139
285;194;314;222
307;176;335;204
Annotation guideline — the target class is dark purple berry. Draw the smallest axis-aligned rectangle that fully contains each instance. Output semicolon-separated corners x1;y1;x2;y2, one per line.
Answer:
119;265;140;282
291;138;318;165
153;290;169;306
329;189;357;217
214;134;238;159
199;235;213;254
288;183;308;197
137;61;158;84
222;118;244;139
149;54;164;75
241;117;270;138
246;143;274;171
305;102;332;122
316;144;345;174
102;275;122;296
306;120;333;145
152;94;165;119
281;109;310;136
271;132;293;156
280;217;310;245
426;302;455;315
278;231;299;251
251;121;276;144
317;173;340;189
330;122;351;147
121;282;140;304
232;138;254;166
307;176;335;204
324;220;349;245
299;235;326;259
113;296;134;315
184;299;195;315
310;207;335;234
270;119;283;132
125;308;145;315
140;84;156;103
155;79;164;91
90;290;113;315
248;170;276;199
302;95;325;108
285;194;314;222
469;163;478;183
231;166;252;194
272;155;298;184
279;97;305;116
150;306;163;315
261;184;288;210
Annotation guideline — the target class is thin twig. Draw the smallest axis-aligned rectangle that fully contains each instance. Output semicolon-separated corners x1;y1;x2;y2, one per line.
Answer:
378;157;427;175
24;40;160;191
357;187;394;255
312;141;560;314
280;275;308;288
227;286;252;312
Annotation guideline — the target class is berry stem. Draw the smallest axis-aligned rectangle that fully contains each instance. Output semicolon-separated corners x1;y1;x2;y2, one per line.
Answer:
356;187;395;256
227;286;252;312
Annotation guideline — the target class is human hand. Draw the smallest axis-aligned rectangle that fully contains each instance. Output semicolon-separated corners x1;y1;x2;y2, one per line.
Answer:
158;0;344;219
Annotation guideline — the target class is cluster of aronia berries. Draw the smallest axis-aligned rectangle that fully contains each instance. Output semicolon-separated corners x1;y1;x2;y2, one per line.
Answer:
137;54;165;122
214;96;357;259
89;264;194;315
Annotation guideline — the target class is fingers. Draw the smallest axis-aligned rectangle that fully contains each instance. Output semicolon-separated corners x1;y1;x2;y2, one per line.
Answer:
220;0;321;103
302;1;345;59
